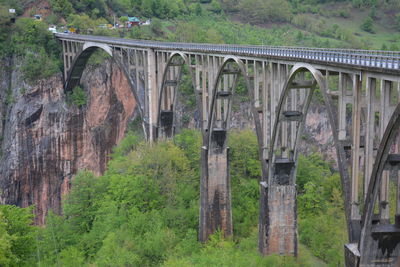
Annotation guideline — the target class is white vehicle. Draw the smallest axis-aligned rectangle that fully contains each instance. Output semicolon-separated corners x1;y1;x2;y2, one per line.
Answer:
48;26;57;33
141;20;151;26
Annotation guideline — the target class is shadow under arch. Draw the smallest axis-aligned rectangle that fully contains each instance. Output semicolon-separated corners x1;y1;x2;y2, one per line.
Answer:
200;56;266;242
156;51;199;138
358;101;400;265
262;63;353;255
64;43;146;135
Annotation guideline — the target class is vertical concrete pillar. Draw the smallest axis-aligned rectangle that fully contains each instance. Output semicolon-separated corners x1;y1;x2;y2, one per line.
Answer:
147;48;158;142
350;74;361;221
259;182;297;256
199;141;232;242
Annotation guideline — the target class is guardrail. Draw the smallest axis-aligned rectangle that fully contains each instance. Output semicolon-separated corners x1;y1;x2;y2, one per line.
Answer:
55;33;400;71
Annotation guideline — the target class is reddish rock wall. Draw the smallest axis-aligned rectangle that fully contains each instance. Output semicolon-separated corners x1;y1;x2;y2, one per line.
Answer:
0;59;136;224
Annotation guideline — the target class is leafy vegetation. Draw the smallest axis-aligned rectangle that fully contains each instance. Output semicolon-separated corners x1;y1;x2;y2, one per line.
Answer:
0;130;348;266
0;205;37;266
67;86;88;108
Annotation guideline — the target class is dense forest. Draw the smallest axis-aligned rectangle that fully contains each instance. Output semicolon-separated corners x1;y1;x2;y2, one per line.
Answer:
0;130;347;266
0;0;399;265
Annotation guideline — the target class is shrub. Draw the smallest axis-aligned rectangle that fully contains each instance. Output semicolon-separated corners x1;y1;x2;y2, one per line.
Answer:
361;16;374;33
67;86;87;108
22;49;59;83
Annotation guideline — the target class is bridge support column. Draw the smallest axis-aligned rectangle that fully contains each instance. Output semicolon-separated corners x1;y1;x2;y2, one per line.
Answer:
147;49;158;142
259;183;297;256
199;143;232;242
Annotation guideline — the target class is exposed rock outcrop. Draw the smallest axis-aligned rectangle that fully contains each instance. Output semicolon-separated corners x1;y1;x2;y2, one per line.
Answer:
0;59;136;224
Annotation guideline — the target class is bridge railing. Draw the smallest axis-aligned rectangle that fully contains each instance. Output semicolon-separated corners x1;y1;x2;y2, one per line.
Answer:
55;34;400;70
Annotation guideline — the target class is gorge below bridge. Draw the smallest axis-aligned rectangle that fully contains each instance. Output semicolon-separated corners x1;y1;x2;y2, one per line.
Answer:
56;33;400;267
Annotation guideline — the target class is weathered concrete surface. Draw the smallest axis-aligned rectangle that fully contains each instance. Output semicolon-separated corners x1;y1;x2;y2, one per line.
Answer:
0;58;136;224
260;185;297;256
200;147;232;241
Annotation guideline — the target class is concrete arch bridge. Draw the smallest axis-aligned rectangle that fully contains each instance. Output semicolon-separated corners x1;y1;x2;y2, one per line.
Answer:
56;33;400;266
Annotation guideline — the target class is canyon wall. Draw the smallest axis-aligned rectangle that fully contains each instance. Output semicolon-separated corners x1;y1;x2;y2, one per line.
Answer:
0;58;137;224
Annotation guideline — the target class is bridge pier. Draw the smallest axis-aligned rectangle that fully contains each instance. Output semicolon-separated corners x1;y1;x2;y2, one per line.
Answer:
259;178;297;256
199;134;232;242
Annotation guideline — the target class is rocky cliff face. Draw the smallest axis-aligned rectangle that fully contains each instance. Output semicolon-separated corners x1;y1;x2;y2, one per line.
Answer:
0;58;136;224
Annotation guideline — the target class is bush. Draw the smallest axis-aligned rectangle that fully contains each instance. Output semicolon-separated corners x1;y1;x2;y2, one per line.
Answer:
67;86;87;108
12;18;61;81
22;49;59;83
361;16;374;33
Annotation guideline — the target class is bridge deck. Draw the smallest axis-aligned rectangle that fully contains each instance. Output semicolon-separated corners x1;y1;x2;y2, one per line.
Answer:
55;33;400;74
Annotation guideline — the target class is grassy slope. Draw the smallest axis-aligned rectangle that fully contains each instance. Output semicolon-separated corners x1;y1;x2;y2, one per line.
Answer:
217;3;400;49
312;5;400;49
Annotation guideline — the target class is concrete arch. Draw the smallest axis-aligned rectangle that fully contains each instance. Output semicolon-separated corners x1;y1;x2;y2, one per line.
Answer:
205;56;258;146
273;63;351;230
64;44;146;136
268;63;321;173
358;101;400;265
83;42;112;56
261;63;356;256
156;52;197;138
205;55;267;181
64;43;113;92
200;56;266;242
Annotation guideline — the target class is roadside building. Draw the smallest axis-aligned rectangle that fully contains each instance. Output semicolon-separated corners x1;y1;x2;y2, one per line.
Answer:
127;17;140;27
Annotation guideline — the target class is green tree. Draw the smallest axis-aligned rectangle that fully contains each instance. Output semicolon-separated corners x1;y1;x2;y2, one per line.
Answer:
210;0;222;13
50;0;73;17
119;16;128;27
0;205;37;266
361;16;374;33
0;210;13;266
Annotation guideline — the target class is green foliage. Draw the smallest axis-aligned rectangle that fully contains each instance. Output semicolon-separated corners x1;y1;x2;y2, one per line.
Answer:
228;130;260;180
15;130;345;266
11;18;61;82
227;131;261;238
50;0;73;17
21;49;59;83
67;14;108;33
238;0;292;23
37;135;200;266
173;129;202;170
67;86;87;108
209;0;222;13
12;18;57;55
0;205;37;266
297;153;347;266
361;16;374;33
